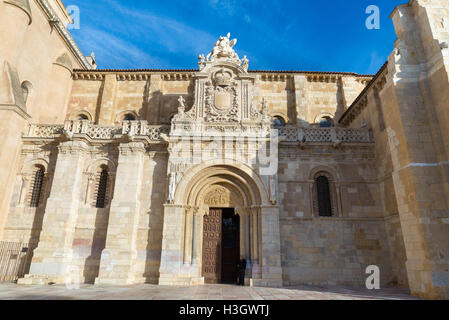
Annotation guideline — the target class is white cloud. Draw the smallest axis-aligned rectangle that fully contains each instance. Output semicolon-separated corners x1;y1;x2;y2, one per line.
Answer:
208;0;237;16
103;0;216;54
75;27;167;68
70;0;218;67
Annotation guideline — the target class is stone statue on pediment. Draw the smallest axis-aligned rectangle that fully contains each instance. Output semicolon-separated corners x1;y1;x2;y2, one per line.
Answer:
206;33;240;62
178;96;186;114
198;54;206;70
242;56;249;72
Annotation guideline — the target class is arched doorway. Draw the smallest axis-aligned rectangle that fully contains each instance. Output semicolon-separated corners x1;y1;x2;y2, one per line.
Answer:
202;207;240;284
199;183;245;284
158;161;282;287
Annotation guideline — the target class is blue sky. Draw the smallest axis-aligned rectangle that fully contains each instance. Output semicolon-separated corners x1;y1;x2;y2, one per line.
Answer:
62;0;402;74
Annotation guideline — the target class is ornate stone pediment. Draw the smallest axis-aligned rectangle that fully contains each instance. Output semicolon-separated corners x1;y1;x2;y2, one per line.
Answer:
170;33;271;135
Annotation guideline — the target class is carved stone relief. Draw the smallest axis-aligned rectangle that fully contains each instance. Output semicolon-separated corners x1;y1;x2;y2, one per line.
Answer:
204;77;240;123
201;185;243;208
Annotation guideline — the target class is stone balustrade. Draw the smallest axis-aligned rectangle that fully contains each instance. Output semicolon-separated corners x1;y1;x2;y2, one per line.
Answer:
25;121;170;141
278;126;373;143
25;122;372;144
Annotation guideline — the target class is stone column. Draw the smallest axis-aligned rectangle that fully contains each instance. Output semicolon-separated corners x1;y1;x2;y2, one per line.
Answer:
183;208;194;265
95;141;145;285
239;210;246;257
250;208;261;280
19;140;88;284
246;213;251;262
191;210;198;265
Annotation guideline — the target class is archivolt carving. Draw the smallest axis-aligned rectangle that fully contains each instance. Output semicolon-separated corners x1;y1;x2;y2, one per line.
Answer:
174;159;269;208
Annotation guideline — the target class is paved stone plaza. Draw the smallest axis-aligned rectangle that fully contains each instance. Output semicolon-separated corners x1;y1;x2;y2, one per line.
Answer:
0;284;417;300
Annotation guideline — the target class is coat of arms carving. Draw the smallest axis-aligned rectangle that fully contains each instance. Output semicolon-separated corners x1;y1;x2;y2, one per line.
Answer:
204;69;240;122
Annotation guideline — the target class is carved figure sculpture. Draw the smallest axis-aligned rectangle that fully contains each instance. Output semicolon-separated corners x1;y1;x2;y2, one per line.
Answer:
206;33;240;62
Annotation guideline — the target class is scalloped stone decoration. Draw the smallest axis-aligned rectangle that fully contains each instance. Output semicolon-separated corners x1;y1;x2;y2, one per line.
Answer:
55;53;73;71
5;0;32;25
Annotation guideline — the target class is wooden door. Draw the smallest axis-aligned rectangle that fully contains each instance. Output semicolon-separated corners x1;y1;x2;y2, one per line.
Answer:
202;209;222;284
221;209;240;284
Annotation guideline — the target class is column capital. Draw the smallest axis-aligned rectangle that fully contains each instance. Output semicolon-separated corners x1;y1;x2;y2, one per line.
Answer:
57;140;89;155
118;141;146;156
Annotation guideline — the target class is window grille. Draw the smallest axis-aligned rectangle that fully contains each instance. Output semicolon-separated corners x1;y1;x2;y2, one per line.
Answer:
30;168;45;208
95;169;109;209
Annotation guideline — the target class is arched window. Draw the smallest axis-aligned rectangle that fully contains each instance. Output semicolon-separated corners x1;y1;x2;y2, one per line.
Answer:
123;113;136;121
316;175;332;217
95;168;109;209
319;117;333;128
77;114;89;121
30;167;45;208
272;116;286;128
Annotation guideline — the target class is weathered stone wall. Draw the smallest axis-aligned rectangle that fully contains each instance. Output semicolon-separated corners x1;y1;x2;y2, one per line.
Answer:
0;0;84;122
278;145;397;287
2;142;57;248
4;138;169;284
67;72;369;127
133;151;168;283
3;0;448;299
0;0;91;240
338;0;449;299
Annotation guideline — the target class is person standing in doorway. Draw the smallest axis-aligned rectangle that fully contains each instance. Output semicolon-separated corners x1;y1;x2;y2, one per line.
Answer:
237;255;247;286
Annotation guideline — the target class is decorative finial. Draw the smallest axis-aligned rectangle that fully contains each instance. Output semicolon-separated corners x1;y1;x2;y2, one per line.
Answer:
242;56;249;72
198;54;205;70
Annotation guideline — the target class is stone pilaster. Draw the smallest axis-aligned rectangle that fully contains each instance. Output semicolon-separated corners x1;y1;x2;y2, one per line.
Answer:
95;141;145;285
97;74;118;125
158;205;191;285
341;77;359;109
293;75;309;126
147;74;163;124
252;206;283;287
19;140;88;284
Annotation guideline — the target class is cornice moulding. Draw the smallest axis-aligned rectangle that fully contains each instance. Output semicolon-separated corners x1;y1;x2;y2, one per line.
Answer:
0;104;32;119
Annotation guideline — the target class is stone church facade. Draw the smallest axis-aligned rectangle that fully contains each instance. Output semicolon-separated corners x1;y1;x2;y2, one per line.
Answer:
0;0;448;299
